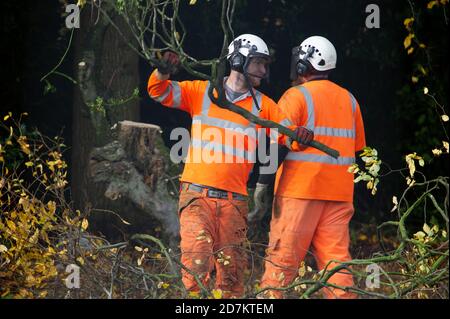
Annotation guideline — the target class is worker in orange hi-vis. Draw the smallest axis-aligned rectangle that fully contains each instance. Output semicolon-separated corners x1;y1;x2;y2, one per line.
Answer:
254;36;366;299
147;34;314;298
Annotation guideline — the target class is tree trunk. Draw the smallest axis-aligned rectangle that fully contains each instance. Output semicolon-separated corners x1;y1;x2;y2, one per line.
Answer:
71;4;178;246
89;121;179;242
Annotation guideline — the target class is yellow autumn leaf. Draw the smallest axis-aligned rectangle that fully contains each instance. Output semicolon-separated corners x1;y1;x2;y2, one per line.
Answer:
76;256;85;265
211;289;223;299
17;136;31;155
427;0;438;9
443;141;449;152
411;76;419;83
442;114;449;122
29;229;39;244
423;223;433;236
392;196;398;205
189;291;200;298
403;17;414;29
189;0;197;5
407;47;414;55
6;219;16;232
404;33;414;49
298;262;306;277
391;196;398;212
406;157;415;177
423;87;429;94
81;218;89;230
418;65;428;75
414;231;426;241
0;244;8;253
347;164;359;174
432;148;442;156
158;281;170;289
25;161;34;167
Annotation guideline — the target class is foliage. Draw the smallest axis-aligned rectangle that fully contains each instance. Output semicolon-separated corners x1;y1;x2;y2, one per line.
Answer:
396;0;449;163
0;114;184;299
0;113;73;298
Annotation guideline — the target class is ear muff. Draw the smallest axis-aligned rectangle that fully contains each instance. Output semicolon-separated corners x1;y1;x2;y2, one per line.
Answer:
297;46;315;76
290;45;315;79
297;60;310;76
229;39;245;72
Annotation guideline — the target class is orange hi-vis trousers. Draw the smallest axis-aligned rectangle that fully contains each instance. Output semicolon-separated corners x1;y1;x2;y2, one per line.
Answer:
260;197;357;299
178;184;249;298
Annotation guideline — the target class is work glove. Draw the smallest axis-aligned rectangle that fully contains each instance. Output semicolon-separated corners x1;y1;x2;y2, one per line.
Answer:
157;51;180;75
295;126;314;145
248;183;273;224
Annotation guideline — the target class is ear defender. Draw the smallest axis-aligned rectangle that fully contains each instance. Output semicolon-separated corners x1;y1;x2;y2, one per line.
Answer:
297;46;315;76
229;39;245;72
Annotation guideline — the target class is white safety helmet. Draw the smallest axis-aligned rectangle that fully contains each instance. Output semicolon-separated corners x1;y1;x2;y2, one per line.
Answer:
297;36;337;72
227;34;270;72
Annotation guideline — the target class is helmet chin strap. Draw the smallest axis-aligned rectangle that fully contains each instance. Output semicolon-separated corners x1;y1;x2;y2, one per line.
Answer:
242;71;262;112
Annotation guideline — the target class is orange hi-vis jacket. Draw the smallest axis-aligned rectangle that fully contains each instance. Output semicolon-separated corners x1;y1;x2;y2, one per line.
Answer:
147;70;290;195
275;80;366;202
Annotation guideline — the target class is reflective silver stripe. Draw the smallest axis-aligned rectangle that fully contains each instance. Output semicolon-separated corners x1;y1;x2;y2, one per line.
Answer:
280;118;293;127
191;138;256;161
314;126;355;138
201;82;211;115
171;81;182;108
196;83;262;147
294;86;357;140
151;85;171;103
192;115;257;132
296;86;315;130
286;152;355;165
269;117;292;143
348;91;357;133
349;92;356;114
278;118;293;148
201;82;261;117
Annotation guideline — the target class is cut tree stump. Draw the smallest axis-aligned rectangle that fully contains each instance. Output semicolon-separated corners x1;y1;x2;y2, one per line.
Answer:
89;120;180;247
